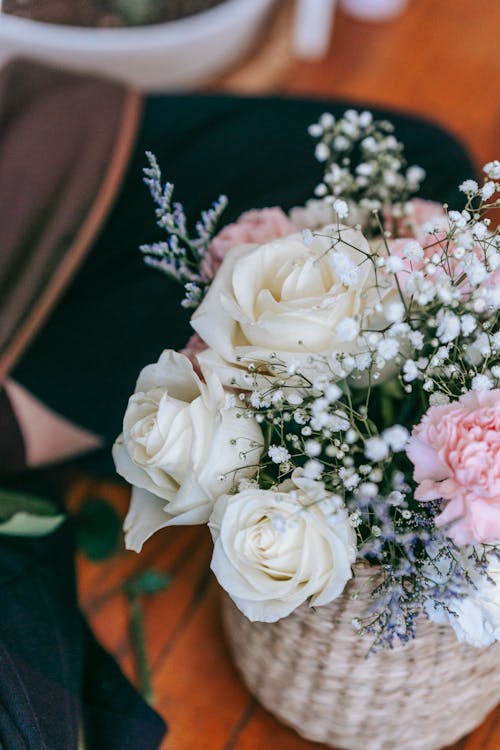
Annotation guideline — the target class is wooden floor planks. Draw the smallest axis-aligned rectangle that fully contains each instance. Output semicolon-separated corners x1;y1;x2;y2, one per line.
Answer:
79;1;500;747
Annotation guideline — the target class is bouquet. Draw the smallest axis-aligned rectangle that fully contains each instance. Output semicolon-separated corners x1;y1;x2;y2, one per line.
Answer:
114;109;500;651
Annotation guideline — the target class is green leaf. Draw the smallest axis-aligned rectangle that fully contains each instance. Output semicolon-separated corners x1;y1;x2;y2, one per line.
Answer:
74;498;122;561
0;511;65;537
123;569;172;598
0;489;59;522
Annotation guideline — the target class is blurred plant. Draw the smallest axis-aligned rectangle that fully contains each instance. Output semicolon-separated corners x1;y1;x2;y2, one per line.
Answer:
0;488;65;537
73;497;122;561
123;569;173;704
110;0;157;26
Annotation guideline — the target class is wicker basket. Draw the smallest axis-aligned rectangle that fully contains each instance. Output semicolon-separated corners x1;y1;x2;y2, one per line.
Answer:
222;563;500;750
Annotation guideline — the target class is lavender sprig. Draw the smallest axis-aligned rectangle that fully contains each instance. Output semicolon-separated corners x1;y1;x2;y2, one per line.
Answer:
141;151;228;309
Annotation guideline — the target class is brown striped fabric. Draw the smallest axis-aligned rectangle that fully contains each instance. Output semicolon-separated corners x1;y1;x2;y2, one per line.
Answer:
0;59;141;384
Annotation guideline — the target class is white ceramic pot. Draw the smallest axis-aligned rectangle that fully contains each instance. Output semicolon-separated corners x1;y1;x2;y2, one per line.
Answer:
0;0;275;91
341;0;408;21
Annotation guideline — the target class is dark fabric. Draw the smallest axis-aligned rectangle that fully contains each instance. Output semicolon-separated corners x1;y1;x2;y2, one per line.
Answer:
0;60;138;382
12;95;476;475
0;520;166;750
0;389;25;474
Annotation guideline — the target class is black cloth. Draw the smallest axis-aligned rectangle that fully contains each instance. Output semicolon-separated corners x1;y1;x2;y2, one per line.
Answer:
0;390;25;474
0;519;165;750
2;95;475;749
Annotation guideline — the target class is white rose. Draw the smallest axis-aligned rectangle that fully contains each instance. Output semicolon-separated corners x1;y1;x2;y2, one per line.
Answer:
113;350;263;551
209;472;356;622
191;225;395;385
426;552;500;647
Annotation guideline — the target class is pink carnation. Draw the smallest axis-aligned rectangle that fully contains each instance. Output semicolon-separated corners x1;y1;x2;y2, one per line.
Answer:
407;389;500;545
399;198;447;240
208;208;297;272
180;333;207;376
385;198;447;240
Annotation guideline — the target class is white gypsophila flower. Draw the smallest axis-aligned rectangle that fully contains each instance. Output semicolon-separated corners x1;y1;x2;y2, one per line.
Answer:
402;240;425;261
358;482;378;498
304;439;322;457
459;179;479;194
250;391;261;408
377;338;400;360
403;359;420;382
333;135;350;151
354;352;372;371
308;123;323;137
356;162;373;177
315;184;328;197
466;332;492;366
436;310;461;343
328;413;351;431
471;374;493;391
426;553;500;648
315;142;330;162
324;383;343;402
340;468;360;490
408;330;424;349
406;165;426;186
486;283;500;309
462;253;488;284
364;437;389;462
437;279;460;305
405;270;436;303
384;300;405;323
429;392;450;406
336;317;359;341
209;471;356;622
382;425;410;452
271;389;284;405
113;350;263;551
461;314;477;336
487;245;500;270
333;199;349;219
472;221;489;240
481;181;496;200
303;459;324;480
268;445;291;464
484;160;500;179
430;346;449;367
329;250;361;286
448;210;468;229
384;256;404;274
320;112;335;128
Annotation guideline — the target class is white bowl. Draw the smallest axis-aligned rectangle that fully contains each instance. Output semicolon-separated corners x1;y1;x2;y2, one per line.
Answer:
0;0;275;91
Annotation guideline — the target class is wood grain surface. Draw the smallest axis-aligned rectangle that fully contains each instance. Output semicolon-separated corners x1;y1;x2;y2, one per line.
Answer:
79;2;499;747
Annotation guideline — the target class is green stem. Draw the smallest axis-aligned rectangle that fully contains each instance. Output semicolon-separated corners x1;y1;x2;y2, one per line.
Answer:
126;593;155;706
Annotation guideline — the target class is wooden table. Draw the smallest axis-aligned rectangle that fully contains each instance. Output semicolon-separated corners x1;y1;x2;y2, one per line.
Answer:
79;1;500;747
76;478;499;750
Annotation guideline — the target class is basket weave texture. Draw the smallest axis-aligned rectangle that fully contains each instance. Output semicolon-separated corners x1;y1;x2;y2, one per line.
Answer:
222;563;500;750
